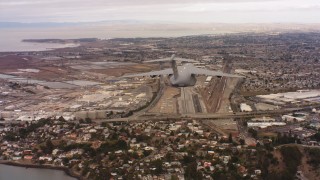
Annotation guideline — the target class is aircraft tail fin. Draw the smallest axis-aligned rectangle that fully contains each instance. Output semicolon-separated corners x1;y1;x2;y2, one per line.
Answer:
171;56;179;79
145;54;198;79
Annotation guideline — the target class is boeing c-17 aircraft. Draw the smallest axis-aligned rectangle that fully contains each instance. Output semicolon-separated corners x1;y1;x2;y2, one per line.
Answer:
123;55;243;87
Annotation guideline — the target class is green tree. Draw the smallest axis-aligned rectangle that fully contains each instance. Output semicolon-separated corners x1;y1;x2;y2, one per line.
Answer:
280;146;302;179
3;132;18;141
117;139;128;150
143;150;152;157
151;159;163;175
311;132;320;141
85;118;92;123
41;139;54;154
239;139;245;145
101;122;107;127
248;128;258;138
185;162;202;180
58;116;65;121
228;133;233;143
171;175;179;180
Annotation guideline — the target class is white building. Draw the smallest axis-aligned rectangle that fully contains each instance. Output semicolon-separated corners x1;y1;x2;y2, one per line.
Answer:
251;117;276;122
247;122;286;128
240;103;252;112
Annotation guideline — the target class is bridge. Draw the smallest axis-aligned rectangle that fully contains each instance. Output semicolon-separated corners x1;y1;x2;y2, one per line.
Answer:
95;105;319;123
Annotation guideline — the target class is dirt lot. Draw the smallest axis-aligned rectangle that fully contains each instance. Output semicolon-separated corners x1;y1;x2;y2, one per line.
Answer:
0;54;158;81
91;64;156;77
0;55;32;70
0;55;70;79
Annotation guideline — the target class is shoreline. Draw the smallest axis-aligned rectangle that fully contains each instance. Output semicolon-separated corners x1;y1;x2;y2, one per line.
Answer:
0;160;83;180
0;41;80;53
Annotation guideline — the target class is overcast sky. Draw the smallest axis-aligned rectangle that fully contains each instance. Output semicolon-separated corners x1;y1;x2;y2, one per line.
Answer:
1;0;320;23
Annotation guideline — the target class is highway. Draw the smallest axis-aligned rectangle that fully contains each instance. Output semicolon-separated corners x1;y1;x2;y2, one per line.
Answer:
132;78;165;117
204;61;232;113
95;105;320;123
178;86;205;114
212;77;227;112
178;87;196;114
192;94;202;113
213;62;232;112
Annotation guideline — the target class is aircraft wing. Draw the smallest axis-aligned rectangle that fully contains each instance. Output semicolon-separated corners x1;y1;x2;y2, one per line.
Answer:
145;57;197;63
189;67;243;78
145;58;171;63
123;68;173;78
173;58;198;63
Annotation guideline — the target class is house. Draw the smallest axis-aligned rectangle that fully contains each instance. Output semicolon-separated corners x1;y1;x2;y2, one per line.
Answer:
255;169;262;175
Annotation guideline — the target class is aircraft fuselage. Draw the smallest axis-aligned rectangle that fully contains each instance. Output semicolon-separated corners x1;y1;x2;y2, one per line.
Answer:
170;63;197;87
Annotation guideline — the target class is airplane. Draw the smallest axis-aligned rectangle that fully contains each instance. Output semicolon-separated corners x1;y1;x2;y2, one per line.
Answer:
123;54;243;87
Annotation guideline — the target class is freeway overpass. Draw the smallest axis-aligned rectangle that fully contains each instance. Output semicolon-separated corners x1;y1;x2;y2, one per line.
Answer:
95;105;319;123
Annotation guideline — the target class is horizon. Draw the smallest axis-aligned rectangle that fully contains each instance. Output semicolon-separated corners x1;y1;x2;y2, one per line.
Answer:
1;21;320;30
2;21;320;24
1;0;320;24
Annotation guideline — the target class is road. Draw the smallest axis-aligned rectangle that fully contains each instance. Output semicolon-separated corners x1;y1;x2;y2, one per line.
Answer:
178;87;196;114
204;61;232;112
213;77;227;112
132;77;165;117
236;118;257;145
213;63;232;112
202;120;227;136
192;94;202;113
178;86;205;114
95;105;320;123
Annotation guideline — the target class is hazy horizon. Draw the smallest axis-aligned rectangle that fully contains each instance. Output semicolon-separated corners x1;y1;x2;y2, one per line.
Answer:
1;21;320;30
1;22;320;52
1;0;320;24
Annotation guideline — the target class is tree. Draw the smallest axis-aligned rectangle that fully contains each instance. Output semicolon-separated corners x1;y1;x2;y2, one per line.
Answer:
228;133;233;143
280;146;302;179
41;139;54;154
143;150;152;157
211;170;227;180
85;118;92;123
185;162;202;180
239;139;245;145
170;131;174;136
62;157;69;165
171;175;179;180
311;132;320;141
243;121;248;127
231;156;239;163
19;128;28;138
166;152;174;162
151;159;163;175
58;116;65;121
248;128;258;139
3;132;17;141
101;122;107;127
117;139;128;150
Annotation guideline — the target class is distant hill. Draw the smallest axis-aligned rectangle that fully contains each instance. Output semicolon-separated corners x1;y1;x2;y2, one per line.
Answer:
22;38;98;43
0;22;81;28
0;20;146;29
